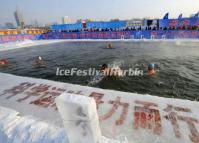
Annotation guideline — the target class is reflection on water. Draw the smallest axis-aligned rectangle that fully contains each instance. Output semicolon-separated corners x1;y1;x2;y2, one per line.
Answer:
0;41;199;100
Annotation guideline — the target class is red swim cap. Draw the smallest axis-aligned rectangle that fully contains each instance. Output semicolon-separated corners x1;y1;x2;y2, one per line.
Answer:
0;59;8;65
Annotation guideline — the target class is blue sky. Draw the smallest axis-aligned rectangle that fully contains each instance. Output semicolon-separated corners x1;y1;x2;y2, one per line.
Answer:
0;0;199;26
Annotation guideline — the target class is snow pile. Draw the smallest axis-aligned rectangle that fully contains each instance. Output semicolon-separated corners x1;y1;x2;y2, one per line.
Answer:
0;39;67;52
56;93;129;143
0;72;199;143
1;39;199;52
56;93;102;143
0;103;128;143
0;106;67;143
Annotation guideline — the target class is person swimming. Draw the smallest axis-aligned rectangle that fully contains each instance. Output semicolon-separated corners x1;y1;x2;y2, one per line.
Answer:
0;59;8;66
107;42;113;49
35;56;44;66
100;64;108;71
100;64;122;76
148;63;156;76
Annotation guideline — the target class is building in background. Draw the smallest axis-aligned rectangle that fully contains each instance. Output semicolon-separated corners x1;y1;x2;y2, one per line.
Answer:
62;16;71;24
33;20;39;28
5;22;15;29
76;19;93;23
110;19;120;22
0;29;20;35
14;8;25;28
0;28;47;36
126;18;144;28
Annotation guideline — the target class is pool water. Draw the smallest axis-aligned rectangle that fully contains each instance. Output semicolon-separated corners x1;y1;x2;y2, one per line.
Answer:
0;41;199;100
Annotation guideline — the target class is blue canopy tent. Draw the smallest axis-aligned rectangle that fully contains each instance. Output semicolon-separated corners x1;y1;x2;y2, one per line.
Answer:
51;21;127;31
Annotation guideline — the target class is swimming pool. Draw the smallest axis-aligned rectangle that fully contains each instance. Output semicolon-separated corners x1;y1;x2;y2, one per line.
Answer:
0;40;199;100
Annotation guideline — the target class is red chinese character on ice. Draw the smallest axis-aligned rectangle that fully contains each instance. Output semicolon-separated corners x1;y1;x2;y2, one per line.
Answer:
17;84;51;102
133;100;162;135
29;86;67;108
67;90;75;94
56;88;66;92
30;88;83;110
99;96;129;126
164;104;199;143
30;91;61;109
0;82;35;99
66;90;83;95
89;92;104;109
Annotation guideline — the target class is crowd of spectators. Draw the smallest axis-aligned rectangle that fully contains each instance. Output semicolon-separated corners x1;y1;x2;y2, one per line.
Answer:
45;25;199;34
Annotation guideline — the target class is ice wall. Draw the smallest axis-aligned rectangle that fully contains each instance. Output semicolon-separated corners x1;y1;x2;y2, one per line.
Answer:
0;106;67;143
0;100;127;143
56;93;102;143
0;72;199;143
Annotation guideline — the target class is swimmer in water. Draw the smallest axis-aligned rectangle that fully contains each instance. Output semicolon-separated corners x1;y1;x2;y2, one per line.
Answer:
100;64;109;73
0;59;8;67
148;63;156;76
35;56;44;66
100;64;122;76
107;42;113;49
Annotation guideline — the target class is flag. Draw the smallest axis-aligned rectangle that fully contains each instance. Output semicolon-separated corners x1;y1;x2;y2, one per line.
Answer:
163;13;169;19
178;14;182;19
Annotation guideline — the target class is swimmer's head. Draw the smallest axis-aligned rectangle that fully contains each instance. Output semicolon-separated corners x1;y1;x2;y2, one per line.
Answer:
38;56;42;60
0;59;8;66
148;63;155;71
101;64;108;70
148;63;156;76
108;43;112;48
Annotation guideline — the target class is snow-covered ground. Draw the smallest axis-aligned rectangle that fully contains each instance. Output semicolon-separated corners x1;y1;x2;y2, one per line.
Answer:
0;105;126;143
0;40;68;52
0;106;67;143
0;72;199;143
0;39;199;52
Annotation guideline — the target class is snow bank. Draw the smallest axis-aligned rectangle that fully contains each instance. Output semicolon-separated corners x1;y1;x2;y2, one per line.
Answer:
0;72;199;143
0;39;67;52
56;93;102;143
0;106;67;143
1;39;199;52
0;99;126;143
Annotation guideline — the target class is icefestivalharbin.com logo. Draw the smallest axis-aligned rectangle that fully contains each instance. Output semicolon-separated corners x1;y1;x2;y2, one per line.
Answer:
56;67;144;77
